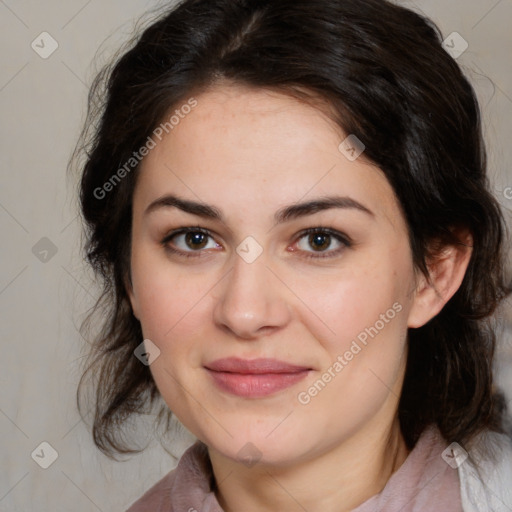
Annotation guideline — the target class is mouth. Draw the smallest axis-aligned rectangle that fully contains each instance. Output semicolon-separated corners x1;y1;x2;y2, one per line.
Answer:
204;357;312;398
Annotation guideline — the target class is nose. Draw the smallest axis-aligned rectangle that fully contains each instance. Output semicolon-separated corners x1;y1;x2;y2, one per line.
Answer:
212;250;292;340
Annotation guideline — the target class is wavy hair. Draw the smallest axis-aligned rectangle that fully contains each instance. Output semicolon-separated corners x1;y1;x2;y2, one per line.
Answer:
74;0;511;458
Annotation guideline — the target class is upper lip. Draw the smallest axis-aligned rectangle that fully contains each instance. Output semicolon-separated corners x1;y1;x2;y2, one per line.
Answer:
205;357;311;374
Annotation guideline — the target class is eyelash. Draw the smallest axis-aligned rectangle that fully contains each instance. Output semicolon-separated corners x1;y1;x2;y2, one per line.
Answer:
160;226;352;260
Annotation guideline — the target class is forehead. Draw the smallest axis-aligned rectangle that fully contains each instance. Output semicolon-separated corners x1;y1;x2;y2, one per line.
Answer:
134;85;402;227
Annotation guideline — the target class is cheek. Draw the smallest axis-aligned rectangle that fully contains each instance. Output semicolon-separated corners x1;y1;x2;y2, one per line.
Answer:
134;272;208;344
294;278;408;435
290;253;412;355
130;239;209;337
296;252;412;419
131;266;212;414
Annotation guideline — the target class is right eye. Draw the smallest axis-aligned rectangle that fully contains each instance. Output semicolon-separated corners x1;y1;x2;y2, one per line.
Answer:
161;227;222;258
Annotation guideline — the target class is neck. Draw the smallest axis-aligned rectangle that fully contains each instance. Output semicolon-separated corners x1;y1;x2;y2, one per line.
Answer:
208;415;409;512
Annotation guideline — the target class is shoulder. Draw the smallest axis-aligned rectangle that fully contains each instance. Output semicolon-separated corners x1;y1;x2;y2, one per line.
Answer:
458;428;512;512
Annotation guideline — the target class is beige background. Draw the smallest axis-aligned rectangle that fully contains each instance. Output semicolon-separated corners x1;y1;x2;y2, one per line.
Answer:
1;1;511;510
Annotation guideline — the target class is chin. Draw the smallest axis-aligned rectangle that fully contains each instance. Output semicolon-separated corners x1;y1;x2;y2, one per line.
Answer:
200;423;316;469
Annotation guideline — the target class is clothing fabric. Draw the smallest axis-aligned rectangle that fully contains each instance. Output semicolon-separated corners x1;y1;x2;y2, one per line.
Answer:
458;428;512;512
125;425;512;512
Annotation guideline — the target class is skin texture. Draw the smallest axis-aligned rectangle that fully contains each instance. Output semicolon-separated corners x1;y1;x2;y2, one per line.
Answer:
127;84;472;512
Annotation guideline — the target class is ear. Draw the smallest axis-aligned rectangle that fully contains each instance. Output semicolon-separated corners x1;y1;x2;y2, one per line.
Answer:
125;273;140;320
407;228;473;328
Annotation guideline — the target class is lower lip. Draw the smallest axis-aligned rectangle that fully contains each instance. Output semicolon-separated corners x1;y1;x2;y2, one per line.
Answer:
206;369;310;398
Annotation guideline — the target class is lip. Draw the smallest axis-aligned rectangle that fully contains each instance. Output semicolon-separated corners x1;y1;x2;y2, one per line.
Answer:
204;357;311;398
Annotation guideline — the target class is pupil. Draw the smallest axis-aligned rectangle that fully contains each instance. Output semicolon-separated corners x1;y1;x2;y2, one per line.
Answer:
310;233;330;251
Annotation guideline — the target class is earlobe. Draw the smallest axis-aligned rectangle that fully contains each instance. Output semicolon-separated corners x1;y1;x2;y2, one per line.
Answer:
407;230;473;328
128;291;140;320
125;275;140;320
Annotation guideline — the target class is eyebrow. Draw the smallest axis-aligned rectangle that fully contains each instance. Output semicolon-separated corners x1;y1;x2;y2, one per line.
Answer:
144;194;374;224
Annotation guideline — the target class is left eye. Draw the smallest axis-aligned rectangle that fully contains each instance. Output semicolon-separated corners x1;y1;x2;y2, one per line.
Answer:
293;228;350;258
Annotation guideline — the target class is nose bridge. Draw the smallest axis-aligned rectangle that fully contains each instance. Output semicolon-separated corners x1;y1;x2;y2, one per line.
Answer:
212;245;290;338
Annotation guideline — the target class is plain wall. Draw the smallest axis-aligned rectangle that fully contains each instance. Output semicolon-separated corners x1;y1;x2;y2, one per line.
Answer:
1;1;511;510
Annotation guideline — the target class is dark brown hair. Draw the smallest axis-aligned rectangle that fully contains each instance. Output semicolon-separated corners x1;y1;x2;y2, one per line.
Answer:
74;0;511;459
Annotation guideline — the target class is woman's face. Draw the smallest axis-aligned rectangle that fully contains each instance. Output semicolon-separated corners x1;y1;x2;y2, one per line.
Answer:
128;84;422;465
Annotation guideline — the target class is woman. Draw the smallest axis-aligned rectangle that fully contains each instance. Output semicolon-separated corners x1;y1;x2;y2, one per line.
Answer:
75;0;512;510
